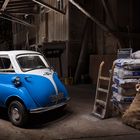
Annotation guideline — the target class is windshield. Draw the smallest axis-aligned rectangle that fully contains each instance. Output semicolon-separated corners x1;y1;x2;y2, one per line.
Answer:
17;54;50;72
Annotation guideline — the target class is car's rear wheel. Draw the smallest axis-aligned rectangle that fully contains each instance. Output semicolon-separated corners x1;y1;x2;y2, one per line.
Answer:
8;101;28;127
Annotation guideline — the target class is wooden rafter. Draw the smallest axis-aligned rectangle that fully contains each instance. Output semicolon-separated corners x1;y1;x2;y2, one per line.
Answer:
7;2;34;7
6;5;35;10
0;11;35;27
69;0;109;32
1;0;10;11
69;0;125;47
7;10;38;15
0;0;38;15
101;0;117;30
32;0;66;15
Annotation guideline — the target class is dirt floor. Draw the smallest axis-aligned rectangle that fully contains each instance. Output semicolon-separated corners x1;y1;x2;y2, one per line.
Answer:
0;84;140;140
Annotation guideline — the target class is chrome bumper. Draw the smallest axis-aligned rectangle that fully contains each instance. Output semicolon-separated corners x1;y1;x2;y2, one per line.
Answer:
30;97;70;113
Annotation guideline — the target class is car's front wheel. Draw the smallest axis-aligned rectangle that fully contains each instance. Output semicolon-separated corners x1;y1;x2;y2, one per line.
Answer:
8;101;28;127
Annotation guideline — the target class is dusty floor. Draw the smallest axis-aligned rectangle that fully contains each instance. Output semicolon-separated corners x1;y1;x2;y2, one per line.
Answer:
0;84;140;140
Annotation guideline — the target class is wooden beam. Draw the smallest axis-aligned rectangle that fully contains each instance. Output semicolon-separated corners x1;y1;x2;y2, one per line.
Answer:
0;11;35;27
8;1;34;7
101;0;117;29
114;31;140;39
74;19;91;83
32;0;65;15
7;3;35;8
6;5;34;10
1;0;10;11
7;10;38;15
69;0;109;32
69;0;125;48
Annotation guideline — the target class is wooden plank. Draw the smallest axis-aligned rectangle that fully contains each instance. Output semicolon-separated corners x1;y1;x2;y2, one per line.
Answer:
98;88;108;93
6;5;34;10
69;0;109;32
100;76;110;81
32;0;65;15
1;0;10;11
96;99;106;106
8;1;34;7
7;10;38;15
74;19;91;83
0;11;35;27
69;0;125;48
101;0;117;30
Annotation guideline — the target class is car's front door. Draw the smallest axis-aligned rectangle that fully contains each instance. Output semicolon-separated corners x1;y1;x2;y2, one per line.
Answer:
0;55;16;106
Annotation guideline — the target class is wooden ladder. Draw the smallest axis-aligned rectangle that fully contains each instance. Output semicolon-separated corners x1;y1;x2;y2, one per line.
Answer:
92;61;115;119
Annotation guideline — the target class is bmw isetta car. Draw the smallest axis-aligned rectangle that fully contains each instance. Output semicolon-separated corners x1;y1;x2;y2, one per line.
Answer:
0;50;70;127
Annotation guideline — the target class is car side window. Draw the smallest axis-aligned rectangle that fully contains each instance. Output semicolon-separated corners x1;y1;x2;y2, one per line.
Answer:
0;55;15;73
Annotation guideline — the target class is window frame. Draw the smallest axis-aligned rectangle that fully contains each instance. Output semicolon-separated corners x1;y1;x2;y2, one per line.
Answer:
0;55;15;73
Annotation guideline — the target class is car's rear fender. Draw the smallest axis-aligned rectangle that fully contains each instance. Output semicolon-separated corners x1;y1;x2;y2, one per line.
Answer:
4;86;39;110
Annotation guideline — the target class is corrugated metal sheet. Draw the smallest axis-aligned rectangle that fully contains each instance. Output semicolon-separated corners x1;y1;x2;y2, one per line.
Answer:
12;0;69;47
47;0;69;42
12;22;36;49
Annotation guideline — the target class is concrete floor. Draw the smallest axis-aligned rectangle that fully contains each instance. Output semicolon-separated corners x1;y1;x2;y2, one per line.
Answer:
0;84;140;140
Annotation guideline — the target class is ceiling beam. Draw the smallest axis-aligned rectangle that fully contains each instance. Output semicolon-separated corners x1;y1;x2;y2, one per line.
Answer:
6;5;34;10
1;0;10;11
0;11;35;27
69;0;109;32
69;0;125;47
7;11;38;15
113;31;140;39
32;0;65;15
7;2;34;7
101;0;117;30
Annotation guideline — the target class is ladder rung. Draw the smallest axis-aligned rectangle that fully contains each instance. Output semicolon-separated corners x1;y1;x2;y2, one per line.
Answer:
98;88;108;93
99;76;110;81
92;112;105;119
96;99;106;106
92;61;115;119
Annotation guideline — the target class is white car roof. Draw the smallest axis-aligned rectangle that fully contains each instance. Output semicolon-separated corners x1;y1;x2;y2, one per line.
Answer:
0;50;41;56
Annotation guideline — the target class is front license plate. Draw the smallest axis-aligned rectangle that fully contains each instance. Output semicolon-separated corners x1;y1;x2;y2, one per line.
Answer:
50;93;64;103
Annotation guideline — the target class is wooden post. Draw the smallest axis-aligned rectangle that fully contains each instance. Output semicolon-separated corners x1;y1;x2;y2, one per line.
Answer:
74;19;91;83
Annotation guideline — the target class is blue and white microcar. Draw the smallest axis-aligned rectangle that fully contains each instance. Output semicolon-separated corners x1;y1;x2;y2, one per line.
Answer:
0;50;70;127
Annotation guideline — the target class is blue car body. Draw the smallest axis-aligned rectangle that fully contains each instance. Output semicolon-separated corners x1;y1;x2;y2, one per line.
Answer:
0;51;70;114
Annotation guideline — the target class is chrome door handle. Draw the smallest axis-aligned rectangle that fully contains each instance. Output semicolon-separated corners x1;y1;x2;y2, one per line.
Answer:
24;76;32;82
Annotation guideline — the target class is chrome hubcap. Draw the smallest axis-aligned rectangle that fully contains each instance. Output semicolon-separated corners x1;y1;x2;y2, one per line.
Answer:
11;108;20;121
